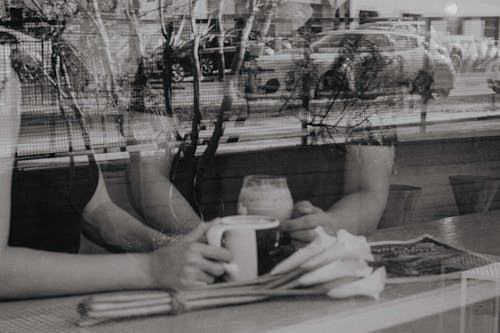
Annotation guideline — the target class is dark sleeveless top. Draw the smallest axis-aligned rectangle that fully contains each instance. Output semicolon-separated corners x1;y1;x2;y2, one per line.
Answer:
4;53;100;253
9;156;99;253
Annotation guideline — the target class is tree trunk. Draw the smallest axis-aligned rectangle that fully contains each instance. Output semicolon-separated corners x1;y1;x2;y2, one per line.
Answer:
185;33;203;209
231;1;257;74
52;47;74;152
159;0;178;118
87;0;119;106
161;24;174;117
261;3;276;38
126;0;145;60
125;1;147;115
217;0;226;81
123;1;147;147
195;78;230;203
302;47;312;111
191;35;202;134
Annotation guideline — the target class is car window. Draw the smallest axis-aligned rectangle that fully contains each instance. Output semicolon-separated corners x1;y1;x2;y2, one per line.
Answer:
0;32;17;44
390;35;418;50
312;33;367;48
390;35;407;50
311;33;354;48
400;25;409;32
224;30;239;45
362;23;392;31
367;34;390;50
224;29;260;46
407;25;418;34
407;36;419;48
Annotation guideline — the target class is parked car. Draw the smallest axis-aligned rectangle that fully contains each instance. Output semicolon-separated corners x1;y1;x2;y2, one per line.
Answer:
360;20;498;72
250;29;456;98
147;29;258;83
0;26;44;81
0;26;91;90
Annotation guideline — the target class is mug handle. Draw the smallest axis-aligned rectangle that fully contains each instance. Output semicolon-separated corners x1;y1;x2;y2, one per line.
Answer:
206;223;233;247
206;224;243;280
206;224;251;281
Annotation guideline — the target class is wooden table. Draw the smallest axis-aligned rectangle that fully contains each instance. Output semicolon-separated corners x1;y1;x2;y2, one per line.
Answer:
2;210;500;333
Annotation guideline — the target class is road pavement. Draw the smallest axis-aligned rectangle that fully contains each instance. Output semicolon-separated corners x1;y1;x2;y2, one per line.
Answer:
166;71;497;106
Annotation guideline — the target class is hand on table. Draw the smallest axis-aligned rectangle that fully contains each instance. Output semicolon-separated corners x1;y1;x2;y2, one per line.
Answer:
281;201;336;243
148;222;232;290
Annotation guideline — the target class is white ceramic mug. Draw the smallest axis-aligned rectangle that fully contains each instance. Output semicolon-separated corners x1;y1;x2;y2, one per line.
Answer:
206;215;280;282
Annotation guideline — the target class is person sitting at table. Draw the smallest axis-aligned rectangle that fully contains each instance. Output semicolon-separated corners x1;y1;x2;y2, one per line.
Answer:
0;49;231;299
281;133;396;243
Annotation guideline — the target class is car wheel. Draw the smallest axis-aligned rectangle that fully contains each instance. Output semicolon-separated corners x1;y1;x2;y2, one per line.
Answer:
200;57;215;76
316;69;351;97
264;79;280;94
171;63;185;83
450;52;462;72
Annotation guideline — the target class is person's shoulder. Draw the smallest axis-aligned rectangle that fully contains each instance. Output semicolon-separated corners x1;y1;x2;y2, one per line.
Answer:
0;61;21;162
0;48;12;94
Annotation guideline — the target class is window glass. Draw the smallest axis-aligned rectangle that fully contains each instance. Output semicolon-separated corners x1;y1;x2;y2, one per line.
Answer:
1;9;500;327
391;35;409;49
366;34;390;49
312;33;358;48
407;24;418;34
407;36;418;48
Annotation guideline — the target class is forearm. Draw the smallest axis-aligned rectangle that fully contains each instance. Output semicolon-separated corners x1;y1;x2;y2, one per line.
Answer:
141;182;201;235
0;247;153;300
128;153;201;235
327;190;388;235
330;145;393;235
83;201;172;252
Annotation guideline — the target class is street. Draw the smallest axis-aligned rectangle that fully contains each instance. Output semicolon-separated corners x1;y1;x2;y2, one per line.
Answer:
167;70;498;106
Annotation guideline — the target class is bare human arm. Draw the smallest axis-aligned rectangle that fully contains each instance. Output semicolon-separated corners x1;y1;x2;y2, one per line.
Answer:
81;167;178;252
127;149;201;235
81;116;199;251
281;144;394;242
0;66;230;300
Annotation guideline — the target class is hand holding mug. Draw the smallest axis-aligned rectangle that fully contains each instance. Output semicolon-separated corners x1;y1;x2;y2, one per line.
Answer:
148;222;232;290
281;201;335;243
206;215;280;282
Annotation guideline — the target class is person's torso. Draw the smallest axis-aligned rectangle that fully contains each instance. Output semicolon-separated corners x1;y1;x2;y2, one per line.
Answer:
9;156;98;253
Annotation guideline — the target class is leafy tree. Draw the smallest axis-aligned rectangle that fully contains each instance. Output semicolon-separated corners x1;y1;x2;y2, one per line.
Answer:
282;31;404;145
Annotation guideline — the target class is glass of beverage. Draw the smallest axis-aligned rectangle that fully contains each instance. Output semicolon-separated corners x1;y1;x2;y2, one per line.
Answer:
237;175;294;223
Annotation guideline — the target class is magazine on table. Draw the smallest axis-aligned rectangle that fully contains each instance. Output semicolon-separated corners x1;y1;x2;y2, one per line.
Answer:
369;234;500;283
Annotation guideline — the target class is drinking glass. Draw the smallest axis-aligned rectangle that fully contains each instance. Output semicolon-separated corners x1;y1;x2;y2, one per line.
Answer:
237;175;294;223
